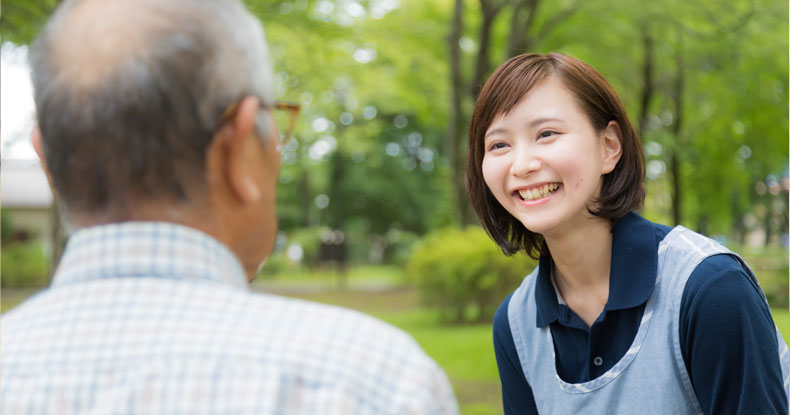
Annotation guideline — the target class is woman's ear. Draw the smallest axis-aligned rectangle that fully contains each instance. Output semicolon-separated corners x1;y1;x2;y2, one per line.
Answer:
601;121;623;174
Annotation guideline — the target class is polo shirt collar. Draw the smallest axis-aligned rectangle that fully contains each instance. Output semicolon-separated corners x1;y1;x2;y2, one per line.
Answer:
51;221;249;290
534;212;658;327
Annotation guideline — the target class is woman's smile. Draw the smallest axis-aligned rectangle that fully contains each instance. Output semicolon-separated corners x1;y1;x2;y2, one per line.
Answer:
513;182;563;206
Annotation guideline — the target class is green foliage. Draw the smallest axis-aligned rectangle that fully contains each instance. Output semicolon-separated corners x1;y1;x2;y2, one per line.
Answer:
287;226;324;267
382;228;420;266
257;251;294;277
552;0;789;234
0;0;59;45
1;209;50;288
758;268;789;310
260;0;787;246
4;0;787;261
258;226;326;277
250;1;455;239
407;226;535;324
1;242;49;288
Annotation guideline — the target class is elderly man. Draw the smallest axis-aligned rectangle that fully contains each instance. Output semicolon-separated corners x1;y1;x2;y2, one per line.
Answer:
0;0;458;413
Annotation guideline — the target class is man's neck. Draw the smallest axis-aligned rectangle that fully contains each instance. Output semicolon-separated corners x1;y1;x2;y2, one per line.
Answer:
72;201;251;278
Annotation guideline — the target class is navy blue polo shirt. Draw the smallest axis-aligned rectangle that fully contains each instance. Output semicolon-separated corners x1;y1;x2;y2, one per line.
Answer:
493;212;787;414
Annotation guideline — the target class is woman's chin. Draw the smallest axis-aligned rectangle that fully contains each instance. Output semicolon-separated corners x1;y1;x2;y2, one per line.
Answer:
517;219;556;237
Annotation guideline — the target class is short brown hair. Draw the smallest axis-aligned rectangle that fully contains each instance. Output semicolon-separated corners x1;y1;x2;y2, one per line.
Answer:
465;53;645;258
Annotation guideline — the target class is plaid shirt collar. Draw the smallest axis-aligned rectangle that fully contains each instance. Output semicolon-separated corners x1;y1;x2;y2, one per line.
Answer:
52;222;248;290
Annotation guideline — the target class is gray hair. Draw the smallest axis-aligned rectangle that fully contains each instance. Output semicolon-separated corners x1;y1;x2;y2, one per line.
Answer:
29;0;275;216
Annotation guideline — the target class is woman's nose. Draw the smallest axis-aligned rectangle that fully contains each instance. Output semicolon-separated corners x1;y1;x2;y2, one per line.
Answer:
511;148;541;177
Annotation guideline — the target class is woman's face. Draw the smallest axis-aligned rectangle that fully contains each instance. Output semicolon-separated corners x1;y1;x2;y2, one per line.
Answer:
481;75;621;238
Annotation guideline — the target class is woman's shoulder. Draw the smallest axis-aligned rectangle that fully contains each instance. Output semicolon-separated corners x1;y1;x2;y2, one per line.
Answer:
493;293;523;365
684;253;761;307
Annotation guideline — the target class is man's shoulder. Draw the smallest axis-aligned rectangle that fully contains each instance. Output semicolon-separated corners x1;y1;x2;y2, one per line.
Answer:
2;278;427;362
2;278;455;412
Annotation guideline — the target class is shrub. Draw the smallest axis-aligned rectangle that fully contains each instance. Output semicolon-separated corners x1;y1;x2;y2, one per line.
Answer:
288;227;325;268
737;245;789;309
258;227;332;277
2;242;50;288
407;227;536;324
1;208;14;244
383;228;420;266
757;267;789;309
257;251;294;277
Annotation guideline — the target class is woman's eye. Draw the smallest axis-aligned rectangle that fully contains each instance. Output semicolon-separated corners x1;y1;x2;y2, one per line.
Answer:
487;142;507;151
538;130;556;139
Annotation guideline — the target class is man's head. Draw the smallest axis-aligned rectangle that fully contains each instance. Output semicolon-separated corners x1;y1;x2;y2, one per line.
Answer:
30;0;280;277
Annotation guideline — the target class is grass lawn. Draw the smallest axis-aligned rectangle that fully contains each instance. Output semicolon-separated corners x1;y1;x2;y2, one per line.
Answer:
256;265;405;290
774;308;789;343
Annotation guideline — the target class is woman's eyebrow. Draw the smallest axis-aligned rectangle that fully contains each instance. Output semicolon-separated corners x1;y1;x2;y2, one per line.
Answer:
528;117;565;127
485;117;565;138
485;127;508;138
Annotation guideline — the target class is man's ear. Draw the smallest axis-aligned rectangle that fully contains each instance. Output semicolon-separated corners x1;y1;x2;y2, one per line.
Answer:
207;96;262;204
32;126;46;164
601;121;623;174
32;126;56;186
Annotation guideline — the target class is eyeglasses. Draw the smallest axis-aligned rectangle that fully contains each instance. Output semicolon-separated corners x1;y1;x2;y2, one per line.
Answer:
218;99;302;146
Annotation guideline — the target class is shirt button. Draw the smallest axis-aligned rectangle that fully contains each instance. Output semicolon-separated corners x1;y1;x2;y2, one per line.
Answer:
593;356;603;366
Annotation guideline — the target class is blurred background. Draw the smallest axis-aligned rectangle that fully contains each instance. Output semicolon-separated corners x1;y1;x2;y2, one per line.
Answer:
1;0;788;412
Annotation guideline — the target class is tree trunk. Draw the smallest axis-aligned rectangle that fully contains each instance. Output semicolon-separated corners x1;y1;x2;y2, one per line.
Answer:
446;0;470;226
696;214;709;236
637;24;655;219
507;0;540;57
299;170;310;226
327;151;348;288
763;196;773;246
637;25;654;139
669;28;685;226
670;151;682;226
730;192;747;245
470;0;505;99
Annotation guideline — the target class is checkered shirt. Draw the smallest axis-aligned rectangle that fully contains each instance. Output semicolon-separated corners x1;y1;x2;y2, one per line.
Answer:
1;222;458;414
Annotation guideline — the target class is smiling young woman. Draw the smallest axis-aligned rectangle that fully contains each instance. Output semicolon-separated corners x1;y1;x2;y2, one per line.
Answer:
466;53;789;414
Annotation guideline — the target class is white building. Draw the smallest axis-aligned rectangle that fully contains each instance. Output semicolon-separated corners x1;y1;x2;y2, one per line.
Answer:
1;159;54;254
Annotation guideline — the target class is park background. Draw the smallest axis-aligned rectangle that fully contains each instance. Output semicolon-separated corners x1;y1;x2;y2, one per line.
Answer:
1;0;788;413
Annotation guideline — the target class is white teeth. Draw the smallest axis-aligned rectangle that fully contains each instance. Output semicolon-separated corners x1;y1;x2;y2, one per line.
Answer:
518;183;559;201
